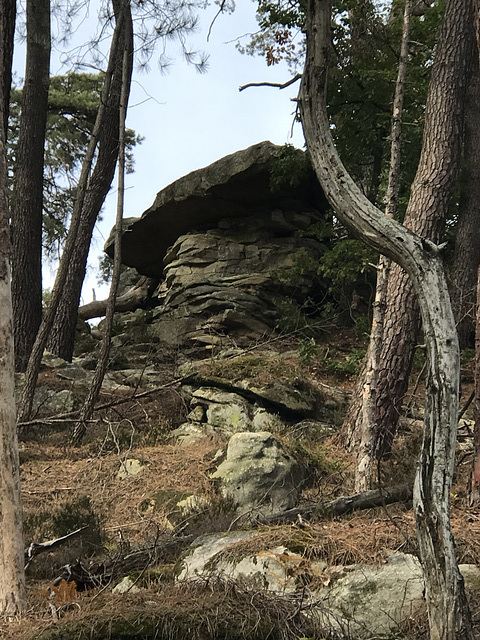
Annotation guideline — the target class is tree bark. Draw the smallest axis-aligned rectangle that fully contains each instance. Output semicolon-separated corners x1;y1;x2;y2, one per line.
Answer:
353;0;413;492
10;0;51;372
78;276;157;321
344;0;474;461
18;5;128;423
47;0;133;362
261;484;413;525
74;0;133;443
300;1;473;637
0;0;26;616
450;54;480;350
469;265;480;504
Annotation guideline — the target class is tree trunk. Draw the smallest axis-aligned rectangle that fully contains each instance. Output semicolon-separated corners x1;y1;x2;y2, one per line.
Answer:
47;2;132;362
344;0;474;460
353;0;413;492
10;0;51;372
469;265;480;504
78;276;157;321
0;0;26;616
450;55;480;350
18;5;128;423
74;0;133;443
300;1;473;637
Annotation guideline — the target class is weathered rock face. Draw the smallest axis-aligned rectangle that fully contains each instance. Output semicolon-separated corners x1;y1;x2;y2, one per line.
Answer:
107;141;326;277
209;431;305;516
178;530;304;593
106;141;329;347
150;221;326;346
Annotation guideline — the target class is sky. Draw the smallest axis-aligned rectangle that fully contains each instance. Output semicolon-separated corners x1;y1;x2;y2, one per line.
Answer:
13;0;306;303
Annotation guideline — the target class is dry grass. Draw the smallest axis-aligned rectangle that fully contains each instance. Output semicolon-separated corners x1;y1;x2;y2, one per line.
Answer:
0;579;340;640
5;333;480;640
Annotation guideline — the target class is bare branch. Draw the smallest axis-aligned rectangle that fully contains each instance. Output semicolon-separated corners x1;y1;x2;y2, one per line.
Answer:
239;73;301;92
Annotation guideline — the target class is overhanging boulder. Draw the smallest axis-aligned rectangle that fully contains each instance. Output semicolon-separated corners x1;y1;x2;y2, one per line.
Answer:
106;141;326;278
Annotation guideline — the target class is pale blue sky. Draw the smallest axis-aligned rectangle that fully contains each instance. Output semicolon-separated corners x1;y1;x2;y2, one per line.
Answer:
14;1;305;301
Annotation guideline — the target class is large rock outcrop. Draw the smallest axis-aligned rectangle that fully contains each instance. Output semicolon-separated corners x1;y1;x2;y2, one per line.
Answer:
107;141;326;277
106;142;329;347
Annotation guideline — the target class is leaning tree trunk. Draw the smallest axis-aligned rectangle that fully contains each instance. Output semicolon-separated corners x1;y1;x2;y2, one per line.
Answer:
73;0;133;443
0;0;26;616
344;0;474;461
46;0;132;362
300;1;473;637
10;0;51;372
450;53;480;350
18;5;128;423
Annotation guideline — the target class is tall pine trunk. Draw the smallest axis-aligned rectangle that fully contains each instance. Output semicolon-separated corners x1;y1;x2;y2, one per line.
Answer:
450;54;480;350
344;0;474;460
11;0;51;372
18;3;129;423
46;0;132;362
353;0;412;491
74;6;133;442
0;0;26;616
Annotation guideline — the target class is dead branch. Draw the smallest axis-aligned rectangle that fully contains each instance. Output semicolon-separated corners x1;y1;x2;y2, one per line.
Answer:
25;526;88;564
17;373;199;431
78;276;158;321
239;74;301;92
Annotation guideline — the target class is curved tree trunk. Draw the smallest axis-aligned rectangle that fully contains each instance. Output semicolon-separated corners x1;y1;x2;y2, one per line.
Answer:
344;0;475;460
300;1;473;637
10;0;51;372
0;0;26;616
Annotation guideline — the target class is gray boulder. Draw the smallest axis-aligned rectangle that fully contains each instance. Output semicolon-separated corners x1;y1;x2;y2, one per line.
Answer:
210;431;305;516
105;142;328;347
178;530;303;593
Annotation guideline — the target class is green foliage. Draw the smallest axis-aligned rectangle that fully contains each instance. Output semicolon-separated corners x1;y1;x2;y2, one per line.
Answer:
326;346;366;377
257;0;305;28
318;239;376;289
298;336;317;363
8;73;142;260
461;348;475;365
97;253;114;285
275;298;312;333
269;144;311;191
271;248;318;285
248;0;443;206
24;495;104;552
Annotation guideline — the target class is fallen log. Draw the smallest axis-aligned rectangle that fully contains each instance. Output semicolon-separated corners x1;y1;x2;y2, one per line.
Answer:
258;483;413;525
78;276;158;321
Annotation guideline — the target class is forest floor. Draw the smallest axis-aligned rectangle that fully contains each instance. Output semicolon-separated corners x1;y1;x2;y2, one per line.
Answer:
3;325;480;640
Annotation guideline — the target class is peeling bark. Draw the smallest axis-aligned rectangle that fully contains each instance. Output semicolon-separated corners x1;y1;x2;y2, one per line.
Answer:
300;1;473;637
